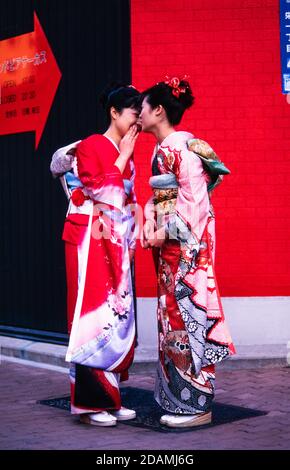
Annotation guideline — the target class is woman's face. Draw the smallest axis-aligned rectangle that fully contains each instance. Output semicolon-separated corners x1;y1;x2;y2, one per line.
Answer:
139;97;157;132
115;107;140;137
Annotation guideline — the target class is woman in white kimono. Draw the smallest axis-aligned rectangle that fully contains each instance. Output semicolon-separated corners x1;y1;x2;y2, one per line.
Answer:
140;76;235;428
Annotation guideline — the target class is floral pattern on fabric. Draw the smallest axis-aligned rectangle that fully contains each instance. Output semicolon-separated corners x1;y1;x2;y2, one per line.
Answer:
147;131;235;414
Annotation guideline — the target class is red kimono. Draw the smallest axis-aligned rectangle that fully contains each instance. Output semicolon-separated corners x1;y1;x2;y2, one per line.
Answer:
61;134;137;414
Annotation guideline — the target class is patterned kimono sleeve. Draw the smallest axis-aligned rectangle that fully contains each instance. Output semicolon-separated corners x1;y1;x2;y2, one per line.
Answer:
77;138;125;210
50;140;81;178
166;149;210;248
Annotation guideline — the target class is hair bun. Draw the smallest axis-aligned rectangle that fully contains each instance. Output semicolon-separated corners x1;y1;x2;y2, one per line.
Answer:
99;81;126;109
142;76;194;125
177;80;194;110
163;76;194;110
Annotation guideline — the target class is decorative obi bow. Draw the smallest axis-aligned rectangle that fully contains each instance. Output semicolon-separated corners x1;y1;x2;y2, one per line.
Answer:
187;138;230;192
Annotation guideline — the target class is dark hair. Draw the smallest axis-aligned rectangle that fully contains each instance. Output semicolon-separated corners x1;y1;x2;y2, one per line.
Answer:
142;79;194;125
99;82;141;124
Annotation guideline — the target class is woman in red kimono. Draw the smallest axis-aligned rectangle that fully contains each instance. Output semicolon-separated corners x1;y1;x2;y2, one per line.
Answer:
51;84;141;426
140;77;235;428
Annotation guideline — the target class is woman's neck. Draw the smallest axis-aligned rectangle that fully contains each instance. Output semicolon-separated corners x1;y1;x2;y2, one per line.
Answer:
103;126;121;147
152;123;176;145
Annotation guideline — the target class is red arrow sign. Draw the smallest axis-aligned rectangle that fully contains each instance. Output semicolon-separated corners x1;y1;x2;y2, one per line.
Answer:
0;12;62;149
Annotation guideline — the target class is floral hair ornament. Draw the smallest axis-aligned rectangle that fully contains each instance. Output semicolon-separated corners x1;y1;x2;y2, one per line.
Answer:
164;75;190;98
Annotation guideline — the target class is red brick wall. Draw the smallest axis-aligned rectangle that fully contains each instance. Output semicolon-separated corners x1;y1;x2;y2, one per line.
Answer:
131;0;290;297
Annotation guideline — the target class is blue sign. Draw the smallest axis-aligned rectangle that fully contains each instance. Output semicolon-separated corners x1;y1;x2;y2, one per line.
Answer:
280;0;290;93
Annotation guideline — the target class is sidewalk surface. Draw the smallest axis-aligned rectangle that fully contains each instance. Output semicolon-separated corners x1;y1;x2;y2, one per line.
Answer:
0;358;289;450
0;335;288;370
